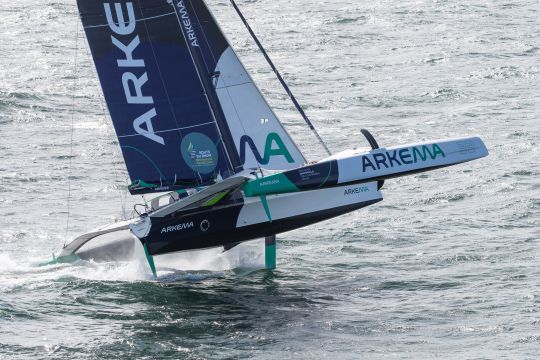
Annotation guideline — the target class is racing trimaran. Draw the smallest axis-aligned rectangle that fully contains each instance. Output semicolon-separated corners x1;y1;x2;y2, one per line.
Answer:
53;0;488;277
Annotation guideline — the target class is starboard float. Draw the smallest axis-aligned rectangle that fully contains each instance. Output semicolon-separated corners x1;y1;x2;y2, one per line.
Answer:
54;0;488;277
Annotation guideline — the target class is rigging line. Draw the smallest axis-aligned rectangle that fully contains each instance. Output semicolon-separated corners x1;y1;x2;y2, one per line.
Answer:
229;0;332;156
64;18;80;248
194;0;306;167
207;1;307;165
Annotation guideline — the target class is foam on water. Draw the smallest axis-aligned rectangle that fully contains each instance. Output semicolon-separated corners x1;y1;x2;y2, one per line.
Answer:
0;239;266;291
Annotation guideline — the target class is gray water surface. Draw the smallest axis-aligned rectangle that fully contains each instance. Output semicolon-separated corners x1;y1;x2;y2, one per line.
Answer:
1;0;539;359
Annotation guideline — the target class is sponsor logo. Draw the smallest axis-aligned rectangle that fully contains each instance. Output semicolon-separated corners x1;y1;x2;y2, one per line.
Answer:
173;0;200;47
154;186;170;192
239;133;294;165
361;144;446;172
188;143;214;166
200;220;211;232
298;167;321;181
161;221;195;234
104;2;164;146
344;186;369;195
181;133;219;174
259;179;280;187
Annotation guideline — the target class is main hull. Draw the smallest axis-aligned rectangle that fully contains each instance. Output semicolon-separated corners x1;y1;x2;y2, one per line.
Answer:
141;182;383;255
56;136;487;265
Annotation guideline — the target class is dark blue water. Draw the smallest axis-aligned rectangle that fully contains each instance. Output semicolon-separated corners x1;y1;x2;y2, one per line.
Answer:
1;0;538;358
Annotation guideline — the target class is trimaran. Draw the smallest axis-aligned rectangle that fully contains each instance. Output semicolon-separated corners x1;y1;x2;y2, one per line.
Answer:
51;0;488;277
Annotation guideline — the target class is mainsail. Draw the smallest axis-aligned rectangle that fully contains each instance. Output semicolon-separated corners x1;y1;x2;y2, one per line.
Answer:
77;0;306;194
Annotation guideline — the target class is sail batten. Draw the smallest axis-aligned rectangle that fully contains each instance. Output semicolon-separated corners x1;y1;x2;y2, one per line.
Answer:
82;12;177;29
77;0;306;195
117;121;217;138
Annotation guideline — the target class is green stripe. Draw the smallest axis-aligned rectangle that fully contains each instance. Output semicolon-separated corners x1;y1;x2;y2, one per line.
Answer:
132;179;158;189
265;244;276;270
143;243;157;279
39;253;80;266
202;191;229;207
243;173;299;197
260;195;272;222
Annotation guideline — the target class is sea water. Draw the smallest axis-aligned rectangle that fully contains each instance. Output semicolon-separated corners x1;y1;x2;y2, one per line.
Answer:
0;0;538;358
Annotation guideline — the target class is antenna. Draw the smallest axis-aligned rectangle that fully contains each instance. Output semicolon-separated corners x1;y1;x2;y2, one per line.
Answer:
229;0;332;157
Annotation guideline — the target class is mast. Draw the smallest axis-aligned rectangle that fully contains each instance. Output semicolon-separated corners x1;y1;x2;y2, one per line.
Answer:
171;0;244;175
229;0;332;157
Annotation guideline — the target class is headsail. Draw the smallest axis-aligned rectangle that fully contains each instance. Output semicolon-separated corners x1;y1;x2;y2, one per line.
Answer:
229;0;332;157
178;0;306;171
77;0;305;194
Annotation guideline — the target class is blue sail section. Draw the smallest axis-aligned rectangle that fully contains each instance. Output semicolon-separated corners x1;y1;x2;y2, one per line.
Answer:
170;0;243;172
77;0;236;194
181;0;228;79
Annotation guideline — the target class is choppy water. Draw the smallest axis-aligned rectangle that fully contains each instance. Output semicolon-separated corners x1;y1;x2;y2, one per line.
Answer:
1;0;539;358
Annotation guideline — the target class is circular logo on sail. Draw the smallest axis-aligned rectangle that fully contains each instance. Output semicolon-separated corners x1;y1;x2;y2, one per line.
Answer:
181;133;219;174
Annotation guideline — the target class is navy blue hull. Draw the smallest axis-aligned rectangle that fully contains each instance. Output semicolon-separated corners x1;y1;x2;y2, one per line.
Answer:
145;198;382;256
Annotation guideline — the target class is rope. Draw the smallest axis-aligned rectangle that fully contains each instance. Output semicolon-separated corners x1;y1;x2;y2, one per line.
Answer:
64;18;79;248
229;0;332;156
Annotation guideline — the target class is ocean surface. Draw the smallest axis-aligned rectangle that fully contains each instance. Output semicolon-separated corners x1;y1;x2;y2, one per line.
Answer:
1;0;539;358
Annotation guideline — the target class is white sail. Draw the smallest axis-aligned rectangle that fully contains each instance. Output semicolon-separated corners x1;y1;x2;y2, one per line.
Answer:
215;46;306;171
